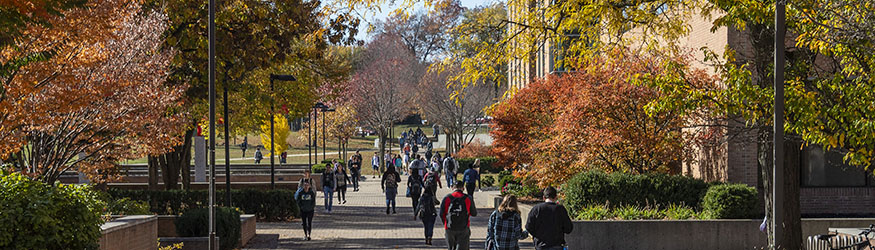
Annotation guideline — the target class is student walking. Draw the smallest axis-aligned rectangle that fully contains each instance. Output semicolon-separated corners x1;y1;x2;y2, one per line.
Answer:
486;195;528;250
440;182;478;250
416;188;440;245
321;166;336;213
526;187;574;250
295;182;316;241
371;152;380;178
254;148;263;164
381;167;401;214
351;151;362;191
298;169;315;192
335;162;351;204
463;159;481;200
443;153;458;188
408;170;423;214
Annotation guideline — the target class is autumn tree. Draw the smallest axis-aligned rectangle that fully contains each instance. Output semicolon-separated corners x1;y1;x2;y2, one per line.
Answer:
141;0;358;189
0;0;85;77
0;0;185;183
259;115;290;158
491;50;717;186
347;35;423;171
377;0;463;63
417;66;494;153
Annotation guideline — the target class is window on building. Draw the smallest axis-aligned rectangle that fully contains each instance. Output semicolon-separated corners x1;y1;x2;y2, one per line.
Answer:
800;145;874;187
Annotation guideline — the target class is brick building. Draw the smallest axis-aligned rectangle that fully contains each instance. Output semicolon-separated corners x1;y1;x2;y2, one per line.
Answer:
506;4;875;216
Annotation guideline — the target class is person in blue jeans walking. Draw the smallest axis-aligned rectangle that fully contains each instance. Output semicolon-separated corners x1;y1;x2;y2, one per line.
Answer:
322;166;337;213
381;166;401;214
443;153;458;188
463;159;481;200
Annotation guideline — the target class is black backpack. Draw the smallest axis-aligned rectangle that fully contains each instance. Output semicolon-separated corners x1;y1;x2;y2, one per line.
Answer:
446;159;456;173
445;194;469;230
424;173;438;193
410;176;423;194
418;195;438;219
385;172;398;188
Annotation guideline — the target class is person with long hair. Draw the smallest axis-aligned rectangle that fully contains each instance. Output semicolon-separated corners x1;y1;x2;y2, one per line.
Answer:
335;161;351;204
486;195;529;250
416;178;440;245
295;182;316;241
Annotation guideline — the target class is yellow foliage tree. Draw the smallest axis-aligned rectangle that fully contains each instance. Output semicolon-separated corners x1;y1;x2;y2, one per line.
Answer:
259;115;290;156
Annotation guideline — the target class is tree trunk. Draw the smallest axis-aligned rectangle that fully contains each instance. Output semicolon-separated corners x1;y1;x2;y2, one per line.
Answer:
153;128;194;190
147;155;159;190
378;127;387;173
758;127;802;250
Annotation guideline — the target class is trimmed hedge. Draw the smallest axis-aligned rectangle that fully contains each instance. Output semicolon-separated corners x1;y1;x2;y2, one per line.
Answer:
107;188;299;221
457;157;500;173
702;184;758;219
1;172;104;249
312;164;327;173
562;170;711;215
176;207;241;250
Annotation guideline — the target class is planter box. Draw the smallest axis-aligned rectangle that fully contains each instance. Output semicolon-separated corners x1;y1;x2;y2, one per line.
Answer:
157;214;257;248
99;215;157;250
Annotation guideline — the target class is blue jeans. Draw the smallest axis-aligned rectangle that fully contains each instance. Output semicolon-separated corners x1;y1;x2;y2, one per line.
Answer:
323;186;334;211
446;172;455;187
385;187;397;210
422;214;436;238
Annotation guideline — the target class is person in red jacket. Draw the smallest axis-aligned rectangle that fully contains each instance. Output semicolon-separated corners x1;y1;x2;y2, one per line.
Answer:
440;182;477;250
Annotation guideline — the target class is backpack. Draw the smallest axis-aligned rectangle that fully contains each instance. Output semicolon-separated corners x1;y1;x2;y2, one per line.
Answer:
445;194;469;230
423;173;438;193
385;173;398;188
446;159;456;173
409;176;423;194
418;195;437;219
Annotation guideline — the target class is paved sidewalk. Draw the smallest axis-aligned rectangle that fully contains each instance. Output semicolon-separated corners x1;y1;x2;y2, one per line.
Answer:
244;175;533;249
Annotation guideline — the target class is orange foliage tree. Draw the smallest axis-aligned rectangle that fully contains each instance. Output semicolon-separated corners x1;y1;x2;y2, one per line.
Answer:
0;0;185;183
490;50;718;186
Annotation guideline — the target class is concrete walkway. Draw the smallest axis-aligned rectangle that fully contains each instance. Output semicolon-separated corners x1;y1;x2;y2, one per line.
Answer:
243;175;533;250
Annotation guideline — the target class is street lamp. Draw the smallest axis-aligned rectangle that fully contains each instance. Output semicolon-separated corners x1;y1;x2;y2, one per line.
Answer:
312;102;328;166
269;74;296;189
322;107;335;162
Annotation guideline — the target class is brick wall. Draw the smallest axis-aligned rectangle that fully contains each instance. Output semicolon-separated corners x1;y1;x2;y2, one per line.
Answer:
800;187;875;215
99;215;157;250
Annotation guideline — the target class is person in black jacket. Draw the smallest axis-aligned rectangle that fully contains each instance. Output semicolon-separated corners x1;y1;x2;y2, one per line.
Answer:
381;167;401;214
526;187;573;250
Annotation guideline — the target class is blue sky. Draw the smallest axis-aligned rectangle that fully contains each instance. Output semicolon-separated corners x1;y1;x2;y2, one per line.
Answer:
354;0;497;41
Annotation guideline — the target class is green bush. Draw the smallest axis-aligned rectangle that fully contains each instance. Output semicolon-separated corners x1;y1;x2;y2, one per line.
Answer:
107;188;299;221
312;164;327;174
497;170;516;188
701;184;758;219
320;159;345;166
613;205;663;220
456;157;500;173
481;175;495;187
574;203;705;220
562;170;711;215
0;172;104;249
104;197;151;215
176;207;241;250
576;204;611;220
663;204;697;220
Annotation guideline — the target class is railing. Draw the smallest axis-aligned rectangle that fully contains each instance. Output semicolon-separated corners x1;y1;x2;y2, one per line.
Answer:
807;234;871;250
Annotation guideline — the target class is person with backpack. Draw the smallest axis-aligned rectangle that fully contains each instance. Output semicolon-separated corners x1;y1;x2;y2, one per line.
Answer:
254;148;263;164
321;165;336;213
526;187;573;250
463;159;481;200
443;153;458;188
423;167;442;197
351;151;362;191
408;170;423;214
416;187;440;245
298;169;316;192
440;182;477;250
335;161;351;204
486;195;528;250
295;182;316;241
381;167;401;214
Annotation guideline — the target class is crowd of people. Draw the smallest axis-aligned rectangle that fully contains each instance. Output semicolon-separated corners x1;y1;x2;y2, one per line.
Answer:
293;145;574;250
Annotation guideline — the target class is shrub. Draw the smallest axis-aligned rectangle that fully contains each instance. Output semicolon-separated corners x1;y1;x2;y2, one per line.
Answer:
701;184;758;219
320;159;345;166
176;207;241;250
104;197;151;216
454;139;492;159
107;188;299;221
576;204;611;220
0;172;104;249
497;170;516;188
613;205;663;220
562;170;711;215
481;175;495;187
457;157;500;173
575;203;704;220
312;164;327;174
663;204;697;220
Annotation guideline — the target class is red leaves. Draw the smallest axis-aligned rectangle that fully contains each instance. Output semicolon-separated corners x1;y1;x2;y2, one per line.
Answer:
491;50;715;186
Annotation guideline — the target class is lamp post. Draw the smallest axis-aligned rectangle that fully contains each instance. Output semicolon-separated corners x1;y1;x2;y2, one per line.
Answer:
208;0;216;247
269;74;296;189
321;107;335;162
772;0;786;248
313;102;327;164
